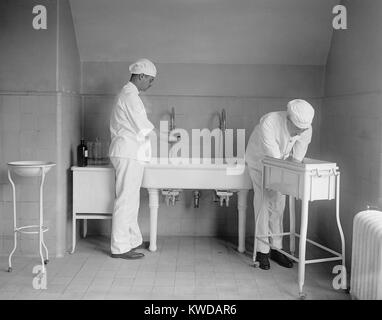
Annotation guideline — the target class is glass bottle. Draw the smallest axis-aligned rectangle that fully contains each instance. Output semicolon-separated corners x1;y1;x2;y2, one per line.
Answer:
77;139;88;167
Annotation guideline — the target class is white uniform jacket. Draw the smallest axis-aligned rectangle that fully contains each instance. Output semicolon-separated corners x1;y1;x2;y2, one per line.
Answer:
109;82;155;161
245;111;312;170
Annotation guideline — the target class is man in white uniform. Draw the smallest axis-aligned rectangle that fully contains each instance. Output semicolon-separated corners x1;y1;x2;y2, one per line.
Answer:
245;99;315;270
108;58;158;259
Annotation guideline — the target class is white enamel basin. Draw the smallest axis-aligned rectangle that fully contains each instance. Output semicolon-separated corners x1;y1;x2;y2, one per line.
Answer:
8;161;56;177
142;157;252;190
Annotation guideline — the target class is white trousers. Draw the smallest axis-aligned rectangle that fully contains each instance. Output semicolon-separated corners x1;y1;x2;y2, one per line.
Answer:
110;157;145;254
248;167;285;254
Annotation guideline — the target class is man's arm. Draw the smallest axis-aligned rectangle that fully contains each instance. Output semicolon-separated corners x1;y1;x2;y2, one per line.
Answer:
292;127;312;162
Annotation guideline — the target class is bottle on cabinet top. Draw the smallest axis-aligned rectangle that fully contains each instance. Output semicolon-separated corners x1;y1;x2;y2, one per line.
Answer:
77;139;88;167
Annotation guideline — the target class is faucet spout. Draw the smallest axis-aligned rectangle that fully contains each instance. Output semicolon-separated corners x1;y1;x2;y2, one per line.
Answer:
170;107;175;131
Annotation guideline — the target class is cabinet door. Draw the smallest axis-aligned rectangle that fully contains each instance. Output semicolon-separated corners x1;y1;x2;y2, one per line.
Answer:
73;170;115;214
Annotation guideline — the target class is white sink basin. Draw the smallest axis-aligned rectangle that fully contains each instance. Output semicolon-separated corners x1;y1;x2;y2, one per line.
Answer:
8;161;56;177
142;157;251;190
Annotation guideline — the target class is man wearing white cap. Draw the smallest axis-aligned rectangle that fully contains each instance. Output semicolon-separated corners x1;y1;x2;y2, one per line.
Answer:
109;58;162;259
245;99;315;270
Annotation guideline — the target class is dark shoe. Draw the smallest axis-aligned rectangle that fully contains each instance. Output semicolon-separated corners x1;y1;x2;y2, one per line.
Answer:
270;249;293;268
132;241;150;251
255;252;270;270
111;250;145;260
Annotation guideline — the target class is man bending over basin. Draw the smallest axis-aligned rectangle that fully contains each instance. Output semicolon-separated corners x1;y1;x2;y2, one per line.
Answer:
245;99;315;270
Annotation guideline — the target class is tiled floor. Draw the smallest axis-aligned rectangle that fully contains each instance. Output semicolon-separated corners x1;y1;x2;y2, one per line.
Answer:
0;236;350;300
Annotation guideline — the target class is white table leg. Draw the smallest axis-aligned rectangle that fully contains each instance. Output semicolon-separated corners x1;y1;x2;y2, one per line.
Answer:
237;189;248;253
148;188;159;252
71;214;76;254
335;173;347;289
82;219;88;238
298;196;309;298
289;195;296;256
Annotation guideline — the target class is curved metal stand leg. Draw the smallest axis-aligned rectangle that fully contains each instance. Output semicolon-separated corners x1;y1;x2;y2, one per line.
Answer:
7;170;17;272
39;168;46;273
41;234;49;264
335;173;347;289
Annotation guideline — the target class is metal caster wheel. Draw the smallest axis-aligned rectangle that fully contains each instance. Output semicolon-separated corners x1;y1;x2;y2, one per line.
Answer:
299;292;307;300
8;267;12;272
44;259;49;265
253;261;260;268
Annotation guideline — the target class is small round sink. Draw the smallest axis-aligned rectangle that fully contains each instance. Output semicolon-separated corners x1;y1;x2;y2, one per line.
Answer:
8;161;56;177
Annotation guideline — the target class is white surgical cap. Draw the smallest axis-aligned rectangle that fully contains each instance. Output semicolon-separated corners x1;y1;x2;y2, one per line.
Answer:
129;58;157;77
287;99;315;129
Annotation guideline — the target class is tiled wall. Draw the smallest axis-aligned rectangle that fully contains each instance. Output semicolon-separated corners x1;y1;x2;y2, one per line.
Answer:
57;93;82;256
80;59;325;243
0;0;81;257
320;94;382;249
0;92;81;257
318;0;382;267
0;93;58;256
82;92;323;241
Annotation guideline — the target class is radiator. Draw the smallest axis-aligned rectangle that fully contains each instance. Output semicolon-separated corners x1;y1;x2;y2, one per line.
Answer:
350;210;382;300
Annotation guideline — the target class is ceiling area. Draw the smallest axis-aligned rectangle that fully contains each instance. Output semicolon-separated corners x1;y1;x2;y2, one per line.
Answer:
69;0;340;65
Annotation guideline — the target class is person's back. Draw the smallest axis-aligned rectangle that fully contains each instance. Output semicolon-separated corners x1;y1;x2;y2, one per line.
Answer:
245;111;286;169
246;110;312;171
109;82;153;161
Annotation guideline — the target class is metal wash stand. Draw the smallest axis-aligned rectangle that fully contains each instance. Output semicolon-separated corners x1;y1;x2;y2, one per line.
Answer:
7;161;56;274
254;157;347;299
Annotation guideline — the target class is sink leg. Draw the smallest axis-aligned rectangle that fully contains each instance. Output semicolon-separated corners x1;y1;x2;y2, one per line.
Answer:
148;188;159;252
237;190;248;253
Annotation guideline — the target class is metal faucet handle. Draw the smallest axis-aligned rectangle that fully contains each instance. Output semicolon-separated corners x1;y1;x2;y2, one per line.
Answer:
219;109;227;131
169;107;176;131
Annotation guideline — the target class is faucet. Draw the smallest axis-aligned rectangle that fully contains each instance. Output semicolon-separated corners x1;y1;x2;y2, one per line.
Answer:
193;190;201;208
170;107;175;131
219;109;226;132
215;190;233;207
162;189;181;206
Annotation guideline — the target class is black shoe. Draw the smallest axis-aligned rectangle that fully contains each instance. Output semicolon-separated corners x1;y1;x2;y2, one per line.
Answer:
132;241;150;251
270;249;293;268
255;252;270;270
111;250;145;260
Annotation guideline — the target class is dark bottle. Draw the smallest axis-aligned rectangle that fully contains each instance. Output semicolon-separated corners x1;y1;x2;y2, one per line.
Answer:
77;139;88;167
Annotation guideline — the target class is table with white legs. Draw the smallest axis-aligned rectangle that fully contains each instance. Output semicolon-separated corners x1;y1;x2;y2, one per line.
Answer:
253;157;347;299
7;161;56;274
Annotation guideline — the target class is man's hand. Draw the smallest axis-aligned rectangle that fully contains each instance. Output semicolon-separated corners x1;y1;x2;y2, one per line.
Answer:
286;155;301;163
